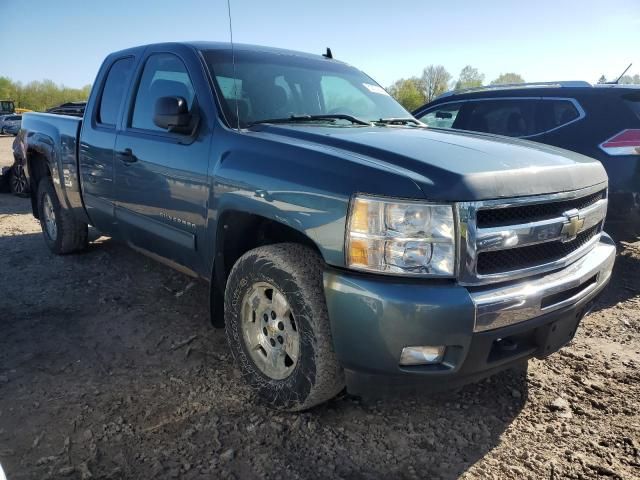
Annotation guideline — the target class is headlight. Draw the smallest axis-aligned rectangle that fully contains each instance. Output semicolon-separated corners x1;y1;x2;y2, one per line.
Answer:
346;195;456;276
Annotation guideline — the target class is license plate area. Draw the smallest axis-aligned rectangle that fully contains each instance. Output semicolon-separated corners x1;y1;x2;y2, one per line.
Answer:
534;314;581;358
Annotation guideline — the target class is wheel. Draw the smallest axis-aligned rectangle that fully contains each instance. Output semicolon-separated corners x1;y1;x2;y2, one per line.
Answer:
9;164;29;196
37;177;88;254
225;243;345;411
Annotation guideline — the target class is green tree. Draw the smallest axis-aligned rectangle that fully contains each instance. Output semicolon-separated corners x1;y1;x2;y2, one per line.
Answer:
619;74;640;84
597;75;607;84
420;65;452;102
0;76;91;111
490;73;525;85
454;66;485;90
387;77;426;111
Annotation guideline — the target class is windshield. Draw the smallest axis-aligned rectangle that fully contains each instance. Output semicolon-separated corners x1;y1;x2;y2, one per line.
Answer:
202;49;409;128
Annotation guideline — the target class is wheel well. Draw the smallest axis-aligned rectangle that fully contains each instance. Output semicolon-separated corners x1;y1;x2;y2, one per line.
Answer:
214;211;322;290
27;151;51;219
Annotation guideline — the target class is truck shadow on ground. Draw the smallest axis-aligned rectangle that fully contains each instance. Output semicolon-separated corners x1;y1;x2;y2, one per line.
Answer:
591;241;640;313
0;196;578;478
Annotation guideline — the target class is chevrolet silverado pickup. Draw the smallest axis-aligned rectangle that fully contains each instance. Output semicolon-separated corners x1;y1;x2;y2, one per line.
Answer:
15;42;615;410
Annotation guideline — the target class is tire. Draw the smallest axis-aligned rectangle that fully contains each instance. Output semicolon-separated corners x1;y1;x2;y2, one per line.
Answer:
225;243;345;411
37;177;88;254
9;164;29;196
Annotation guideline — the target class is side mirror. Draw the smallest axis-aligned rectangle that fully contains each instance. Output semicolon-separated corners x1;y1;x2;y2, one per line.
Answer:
153;96;192;132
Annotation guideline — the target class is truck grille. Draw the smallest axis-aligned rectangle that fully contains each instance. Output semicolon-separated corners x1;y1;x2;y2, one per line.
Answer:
477;223;601;275
477;189;605;228
458;185;608;285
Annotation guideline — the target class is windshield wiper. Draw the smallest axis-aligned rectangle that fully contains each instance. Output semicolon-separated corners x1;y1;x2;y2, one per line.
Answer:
374;117;423;126
248;114;372;127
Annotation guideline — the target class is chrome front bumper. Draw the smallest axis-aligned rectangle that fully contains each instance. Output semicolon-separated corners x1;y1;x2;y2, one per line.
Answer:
471;233;616;332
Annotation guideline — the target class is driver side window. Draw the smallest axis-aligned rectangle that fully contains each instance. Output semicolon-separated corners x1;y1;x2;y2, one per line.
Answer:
418;103;463;129
131;53;195;132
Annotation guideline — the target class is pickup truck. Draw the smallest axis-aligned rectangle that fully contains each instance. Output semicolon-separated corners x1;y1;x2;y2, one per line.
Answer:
15;42;615;411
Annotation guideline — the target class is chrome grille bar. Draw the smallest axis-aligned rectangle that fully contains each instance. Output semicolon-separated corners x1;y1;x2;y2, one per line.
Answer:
457;183;608;286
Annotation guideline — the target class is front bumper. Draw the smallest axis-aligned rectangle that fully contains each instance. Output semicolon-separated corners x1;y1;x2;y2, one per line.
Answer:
323;234;616;394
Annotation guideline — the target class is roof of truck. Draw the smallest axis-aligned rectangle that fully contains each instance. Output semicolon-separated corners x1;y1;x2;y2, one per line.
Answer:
109;41;333;62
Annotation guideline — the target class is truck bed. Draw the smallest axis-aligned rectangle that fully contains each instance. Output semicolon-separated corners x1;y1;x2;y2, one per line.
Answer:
19;112;85;219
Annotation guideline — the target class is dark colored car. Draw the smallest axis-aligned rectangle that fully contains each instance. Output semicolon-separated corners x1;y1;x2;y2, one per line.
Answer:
8;135;29;195
413;82;640;227
14;42;615;410
0;114;21;135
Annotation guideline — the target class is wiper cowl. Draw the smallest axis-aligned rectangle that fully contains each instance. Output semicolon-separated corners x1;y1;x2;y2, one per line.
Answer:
248;114;372;127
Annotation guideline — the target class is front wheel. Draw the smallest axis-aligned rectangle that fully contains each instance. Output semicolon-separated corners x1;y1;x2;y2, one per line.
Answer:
224;243;345;411
37;177;88;254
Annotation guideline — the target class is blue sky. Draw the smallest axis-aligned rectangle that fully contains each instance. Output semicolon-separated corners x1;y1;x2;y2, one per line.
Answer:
2;0;639;88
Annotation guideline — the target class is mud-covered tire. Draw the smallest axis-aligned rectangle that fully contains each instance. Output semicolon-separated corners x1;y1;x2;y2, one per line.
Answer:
224;243;345;411
37;177;88;254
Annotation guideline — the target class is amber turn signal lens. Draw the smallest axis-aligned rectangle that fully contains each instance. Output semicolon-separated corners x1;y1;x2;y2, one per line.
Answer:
348;238;369;265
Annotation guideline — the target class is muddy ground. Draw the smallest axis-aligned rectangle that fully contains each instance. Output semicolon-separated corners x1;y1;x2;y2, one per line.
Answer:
0;136;639;479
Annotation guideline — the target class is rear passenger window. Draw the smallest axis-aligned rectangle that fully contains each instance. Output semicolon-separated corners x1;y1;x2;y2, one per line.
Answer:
457;99;581;137
98;57;134;126
131;53;195;132
418;103;462;129
548;100;580;129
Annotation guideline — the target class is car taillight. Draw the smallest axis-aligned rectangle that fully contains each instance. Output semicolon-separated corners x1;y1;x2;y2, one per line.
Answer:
599;129;640;156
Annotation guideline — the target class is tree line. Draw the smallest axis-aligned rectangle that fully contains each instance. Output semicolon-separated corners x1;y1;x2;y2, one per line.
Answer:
2;68;639;115
388;66;640;111
0;76;91;112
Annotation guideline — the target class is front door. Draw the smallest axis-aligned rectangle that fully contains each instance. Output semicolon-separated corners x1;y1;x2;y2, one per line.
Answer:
113;51;211;272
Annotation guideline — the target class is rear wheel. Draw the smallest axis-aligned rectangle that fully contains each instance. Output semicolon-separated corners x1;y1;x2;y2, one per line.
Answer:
224;243;345;411
37;178;88;254
9;164;29;196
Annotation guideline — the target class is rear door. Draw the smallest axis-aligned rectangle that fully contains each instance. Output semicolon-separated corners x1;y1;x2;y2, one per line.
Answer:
113;47;212;272
79;56;136;233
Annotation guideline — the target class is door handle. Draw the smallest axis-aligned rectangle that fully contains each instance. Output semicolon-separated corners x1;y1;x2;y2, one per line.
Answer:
118;148;138;163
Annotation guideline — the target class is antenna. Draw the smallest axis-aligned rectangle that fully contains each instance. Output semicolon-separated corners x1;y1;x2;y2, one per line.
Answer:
323;48;333;59
226;0;240;130
613;63;632;84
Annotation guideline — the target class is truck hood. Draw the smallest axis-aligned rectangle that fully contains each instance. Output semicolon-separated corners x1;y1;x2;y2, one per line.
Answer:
253;125;607;201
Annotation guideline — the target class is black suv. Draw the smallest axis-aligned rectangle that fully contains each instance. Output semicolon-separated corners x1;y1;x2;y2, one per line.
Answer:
413;82;640;228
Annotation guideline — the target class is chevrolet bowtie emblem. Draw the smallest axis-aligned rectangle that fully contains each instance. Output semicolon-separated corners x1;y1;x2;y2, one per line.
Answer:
560;209;584;242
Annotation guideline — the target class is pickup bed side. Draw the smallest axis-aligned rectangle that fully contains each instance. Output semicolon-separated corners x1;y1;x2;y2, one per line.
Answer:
18;113;89;225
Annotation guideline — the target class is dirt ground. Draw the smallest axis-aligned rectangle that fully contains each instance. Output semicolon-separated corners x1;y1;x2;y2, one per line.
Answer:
0;136;639;479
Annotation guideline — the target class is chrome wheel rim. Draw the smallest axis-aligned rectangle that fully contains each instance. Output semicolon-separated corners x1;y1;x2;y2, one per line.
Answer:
42;193;57;241
240;281;300;380
11;166;28;194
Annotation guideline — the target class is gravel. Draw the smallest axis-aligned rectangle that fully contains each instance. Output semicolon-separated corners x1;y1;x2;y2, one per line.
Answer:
0;136;638;479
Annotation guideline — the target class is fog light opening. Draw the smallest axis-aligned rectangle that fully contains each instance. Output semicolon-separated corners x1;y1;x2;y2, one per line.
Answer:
399;346;446;366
